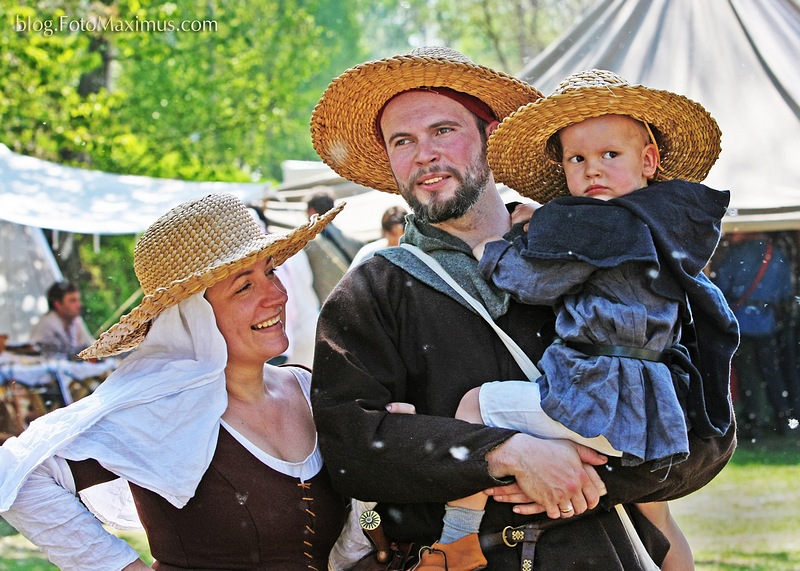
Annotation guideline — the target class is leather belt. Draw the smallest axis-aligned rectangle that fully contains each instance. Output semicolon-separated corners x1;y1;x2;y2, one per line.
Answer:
557;338;669;364
479;518;573;571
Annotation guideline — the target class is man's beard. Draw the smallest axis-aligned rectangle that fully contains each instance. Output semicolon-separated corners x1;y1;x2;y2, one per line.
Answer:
398;157;490;225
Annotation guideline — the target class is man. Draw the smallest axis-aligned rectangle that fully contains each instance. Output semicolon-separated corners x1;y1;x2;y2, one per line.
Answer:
303;187;364;301
29;281;94;358
306;187;364;265
310;47;736;569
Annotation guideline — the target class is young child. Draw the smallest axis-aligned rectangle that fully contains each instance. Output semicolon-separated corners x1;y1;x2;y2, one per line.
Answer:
414;70;739;571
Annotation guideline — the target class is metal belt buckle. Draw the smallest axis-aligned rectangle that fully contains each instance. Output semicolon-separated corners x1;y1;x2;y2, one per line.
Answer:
502;525;525;548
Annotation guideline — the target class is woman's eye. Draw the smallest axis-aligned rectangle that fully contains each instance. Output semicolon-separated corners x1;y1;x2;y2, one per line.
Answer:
235;283;252;294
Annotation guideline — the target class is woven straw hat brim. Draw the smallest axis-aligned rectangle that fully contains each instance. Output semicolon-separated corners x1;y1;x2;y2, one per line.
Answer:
311;49;543;194
79;204;343;360
487;85;722;202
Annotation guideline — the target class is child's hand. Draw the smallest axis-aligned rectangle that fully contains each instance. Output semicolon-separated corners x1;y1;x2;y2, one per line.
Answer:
511;202;540;232
385;402;416;414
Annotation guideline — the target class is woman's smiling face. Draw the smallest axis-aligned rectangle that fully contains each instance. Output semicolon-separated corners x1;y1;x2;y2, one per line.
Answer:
204;257;289;368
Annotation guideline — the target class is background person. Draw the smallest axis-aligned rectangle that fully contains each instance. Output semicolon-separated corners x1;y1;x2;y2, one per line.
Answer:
713;231;796;437
306;187;364;265
310;47;737;570
349;205;408;268
303;187;364;302
29;281;94;358
0;193;347;570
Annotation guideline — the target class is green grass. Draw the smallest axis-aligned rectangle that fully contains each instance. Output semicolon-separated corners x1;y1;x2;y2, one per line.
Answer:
0;520;151;570
2;434;799;570
671;434;800;570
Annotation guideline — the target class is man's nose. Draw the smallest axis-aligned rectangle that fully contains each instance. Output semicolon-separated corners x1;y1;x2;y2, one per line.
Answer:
414;137;439;165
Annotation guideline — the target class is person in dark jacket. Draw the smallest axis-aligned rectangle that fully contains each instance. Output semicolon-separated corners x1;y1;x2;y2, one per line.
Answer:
310;47;737;570
713;231;795;437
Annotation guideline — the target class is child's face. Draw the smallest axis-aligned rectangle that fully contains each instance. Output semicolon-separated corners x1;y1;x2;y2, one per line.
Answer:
558;115;658;201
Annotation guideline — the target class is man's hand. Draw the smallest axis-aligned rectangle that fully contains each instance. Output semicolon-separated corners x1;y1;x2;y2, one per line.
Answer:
485;434;607;519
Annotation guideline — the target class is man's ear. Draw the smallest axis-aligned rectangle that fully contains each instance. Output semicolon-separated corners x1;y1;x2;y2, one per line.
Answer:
486;120;501;137
642;143;659;178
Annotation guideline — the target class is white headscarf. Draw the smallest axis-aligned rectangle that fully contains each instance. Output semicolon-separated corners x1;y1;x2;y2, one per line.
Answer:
0;293;228;521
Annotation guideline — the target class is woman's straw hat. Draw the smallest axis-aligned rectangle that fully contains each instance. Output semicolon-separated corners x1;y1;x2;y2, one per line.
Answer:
80;193;343;359
487;69;722;203
310;46;543;194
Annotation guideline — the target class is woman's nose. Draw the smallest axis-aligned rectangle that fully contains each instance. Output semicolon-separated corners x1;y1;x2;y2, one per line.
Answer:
263;274;288;304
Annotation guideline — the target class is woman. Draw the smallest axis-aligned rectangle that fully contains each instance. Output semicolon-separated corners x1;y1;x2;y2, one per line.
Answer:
0;193;347;570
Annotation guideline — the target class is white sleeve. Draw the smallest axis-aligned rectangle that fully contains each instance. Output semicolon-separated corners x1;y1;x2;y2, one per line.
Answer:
0;456;141;571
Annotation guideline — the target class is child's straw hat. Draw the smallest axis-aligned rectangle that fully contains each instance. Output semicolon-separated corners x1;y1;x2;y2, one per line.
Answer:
80;193;342;359
487;69;722;202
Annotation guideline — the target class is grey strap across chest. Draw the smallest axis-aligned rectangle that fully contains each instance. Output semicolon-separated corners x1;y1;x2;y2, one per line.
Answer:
399;244;541;381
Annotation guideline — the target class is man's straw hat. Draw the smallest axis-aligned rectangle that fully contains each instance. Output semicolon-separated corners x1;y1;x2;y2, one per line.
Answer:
80;193;342;359
487;69;722;203
310;46;543;194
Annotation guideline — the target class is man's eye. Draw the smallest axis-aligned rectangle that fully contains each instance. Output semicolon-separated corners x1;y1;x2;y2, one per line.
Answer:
393;138;411;147
437;127;453;135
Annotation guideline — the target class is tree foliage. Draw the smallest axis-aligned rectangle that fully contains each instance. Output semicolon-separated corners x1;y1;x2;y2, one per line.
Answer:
2;0;364;331
3;0;364;181
349;0;596;74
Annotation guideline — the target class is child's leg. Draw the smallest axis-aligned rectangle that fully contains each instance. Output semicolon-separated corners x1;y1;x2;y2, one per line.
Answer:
435;388;489;542
635;502;694;571
386;394;487;537
406;389;488;570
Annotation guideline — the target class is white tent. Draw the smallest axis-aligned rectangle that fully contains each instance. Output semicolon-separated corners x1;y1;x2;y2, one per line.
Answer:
0;143;269;342
0;144;268;234
517;0;800;232
0;220;63;343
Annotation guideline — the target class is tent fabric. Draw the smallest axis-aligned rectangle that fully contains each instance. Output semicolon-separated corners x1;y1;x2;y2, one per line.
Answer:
0;220;63;342
517;0;800;232
0;144;268;234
